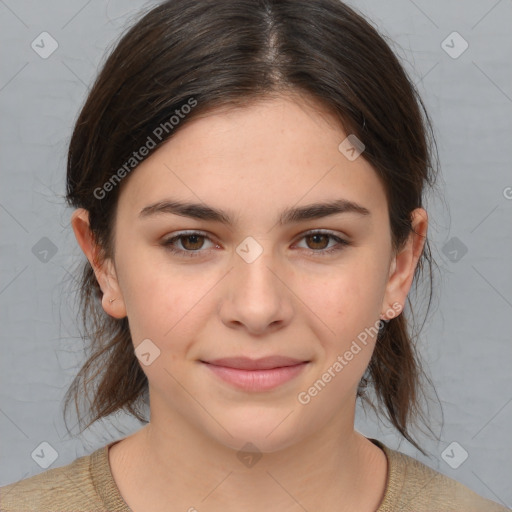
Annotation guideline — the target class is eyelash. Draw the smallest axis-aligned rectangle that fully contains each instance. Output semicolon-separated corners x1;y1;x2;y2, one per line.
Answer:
161;230;350;258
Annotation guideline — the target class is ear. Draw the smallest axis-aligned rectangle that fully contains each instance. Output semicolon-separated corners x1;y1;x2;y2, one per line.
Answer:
381;208;428;319
70;208;127;319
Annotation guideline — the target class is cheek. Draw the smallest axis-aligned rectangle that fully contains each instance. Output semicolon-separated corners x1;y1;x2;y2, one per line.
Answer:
303;259;385;328
118;254;221;360
297;255;387;378
115;247;186;341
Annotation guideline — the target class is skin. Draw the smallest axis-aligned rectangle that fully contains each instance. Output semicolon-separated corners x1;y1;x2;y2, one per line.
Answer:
71;92;427;512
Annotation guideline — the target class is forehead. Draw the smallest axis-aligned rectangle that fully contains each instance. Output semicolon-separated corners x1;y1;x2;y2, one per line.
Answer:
116;94;388;226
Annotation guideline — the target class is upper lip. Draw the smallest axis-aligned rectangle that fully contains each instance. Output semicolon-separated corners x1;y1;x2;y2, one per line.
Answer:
202;356;308;370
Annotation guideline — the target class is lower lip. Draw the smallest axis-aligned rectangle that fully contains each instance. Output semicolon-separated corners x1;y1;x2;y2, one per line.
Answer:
202;362;308;391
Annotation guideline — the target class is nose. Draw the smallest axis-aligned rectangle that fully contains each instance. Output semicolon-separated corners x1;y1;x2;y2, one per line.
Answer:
218;248;294;336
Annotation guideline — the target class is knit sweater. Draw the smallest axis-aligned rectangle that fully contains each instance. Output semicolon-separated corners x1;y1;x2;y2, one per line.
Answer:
0;438;509;511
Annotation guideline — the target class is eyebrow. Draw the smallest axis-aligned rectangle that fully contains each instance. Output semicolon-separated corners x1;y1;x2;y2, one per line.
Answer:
139;198;371;226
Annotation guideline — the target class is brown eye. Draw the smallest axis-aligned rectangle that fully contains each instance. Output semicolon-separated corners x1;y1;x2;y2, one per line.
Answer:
179;234;206;251
304;233;330;250
162;231;216;258
294;230;350;257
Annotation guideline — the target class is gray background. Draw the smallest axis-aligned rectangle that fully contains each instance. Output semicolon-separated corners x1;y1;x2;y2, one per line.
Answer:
1;0;511;507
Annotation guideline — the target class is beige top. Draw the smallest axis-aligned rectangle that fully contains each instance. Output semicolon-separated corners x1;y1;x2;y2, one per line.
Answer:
0;438;509;511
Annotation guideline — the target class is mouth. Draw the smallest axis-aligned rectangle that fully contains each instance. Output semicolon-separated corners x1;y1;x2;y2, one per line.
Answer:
200;356;310;391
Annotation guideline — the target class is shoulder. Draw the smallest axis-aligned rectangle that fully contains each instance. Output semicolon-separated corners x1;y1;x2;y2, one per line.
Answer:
373;439;510;512
0;446;108;512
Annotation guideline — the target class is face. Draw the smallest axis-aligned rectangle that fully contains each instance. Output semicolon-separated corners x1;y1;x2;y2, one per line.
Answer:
73;93;426;453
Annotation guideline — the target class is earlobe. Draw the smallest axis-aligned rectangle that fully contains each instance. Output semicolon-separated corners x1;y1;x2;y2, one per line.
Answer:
381;208;428;316
70;208;127;319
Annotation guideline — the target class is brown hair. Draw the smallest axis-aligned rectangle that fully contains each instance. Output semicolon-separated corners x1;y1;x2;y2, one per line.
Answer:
64;0;441;453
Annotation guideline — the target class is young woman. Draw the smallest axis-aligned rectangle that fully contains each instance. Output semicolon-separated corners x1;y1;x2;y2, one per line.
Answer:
1;0;509;511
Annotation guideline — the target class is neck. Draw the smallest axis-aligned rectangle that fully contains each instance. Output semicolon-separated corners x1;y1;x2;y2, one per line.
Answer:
110;397;388;512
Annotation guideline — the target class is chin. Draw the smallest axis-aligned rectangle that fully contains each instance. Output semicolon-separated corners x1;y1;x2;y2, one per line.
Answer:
202;406;306;454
